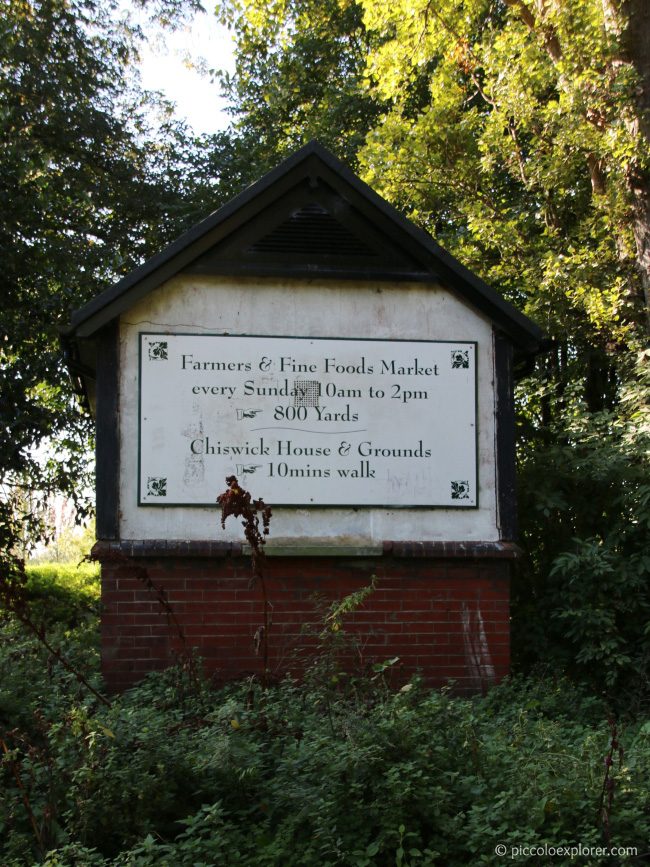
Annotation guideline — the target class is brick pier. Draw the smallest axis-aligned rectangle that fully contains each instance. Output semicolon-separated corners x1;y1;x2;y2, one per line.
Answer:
95;540;515;694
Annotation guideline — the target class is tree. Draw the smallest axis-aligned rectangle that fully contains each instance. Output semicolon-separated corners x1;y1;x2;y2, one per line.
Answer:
0;0;237;565
359;0;647;345
353;0;650;693
215;0;648;355
216;0;383;168
214;0;650;693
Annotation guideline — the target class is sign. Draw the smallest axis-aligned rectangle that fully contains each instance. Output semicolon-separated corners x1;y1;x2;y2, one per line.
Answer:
138;333;477;507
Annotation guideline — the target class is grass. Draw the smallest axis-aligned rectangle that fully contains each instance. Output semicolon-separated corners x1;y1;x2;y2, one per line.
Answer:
23;560;100;625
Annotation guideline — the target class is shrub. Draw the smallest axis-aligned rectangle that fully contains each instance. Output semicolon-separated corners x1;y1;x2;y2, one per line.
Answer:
2;565;650;866
515;350;650;706
3;654;650;865
23;561;100;628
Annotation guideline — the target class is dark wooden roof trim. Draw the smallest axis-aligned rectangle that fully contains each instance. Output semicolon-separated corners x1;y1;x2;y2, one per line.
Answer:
64;158;322;338
305;154;542;351
64;141;543;352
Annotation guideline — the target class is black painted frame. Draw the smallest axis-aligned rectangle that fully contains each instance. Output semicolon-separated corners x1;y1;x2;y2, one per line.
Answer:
494;329;517;541
95;322;120;539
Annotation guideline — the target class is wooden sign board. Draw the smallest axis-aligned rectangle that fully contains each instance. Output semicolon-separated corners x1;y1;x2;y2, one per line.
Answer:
138;333;477;507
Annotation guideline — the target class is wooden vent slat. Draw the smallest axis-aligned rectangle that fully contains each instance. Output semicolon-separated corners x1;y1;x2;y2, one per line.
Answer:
249;204;376;257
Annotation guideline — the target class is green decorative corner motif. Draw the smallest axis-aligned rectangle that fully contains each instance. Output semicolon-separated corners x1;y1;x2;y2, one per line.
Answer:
451;480;470;500
148;341;168;361
147;476;167;497
451;349;470;369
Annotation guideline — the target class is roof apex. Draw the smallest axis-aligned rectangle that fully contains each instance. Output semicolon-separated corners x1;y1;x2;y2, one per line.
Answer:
65;140;542;353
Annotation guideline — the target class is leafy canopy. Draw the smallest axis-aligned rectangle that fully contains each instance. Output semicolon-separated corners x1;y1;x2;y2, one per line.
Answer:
0;0;242;560
213;0;650;694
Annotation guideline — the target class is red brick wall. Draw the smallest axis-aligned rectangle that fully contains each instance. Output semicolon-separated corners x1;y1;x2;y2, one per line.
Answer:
96;542;512;693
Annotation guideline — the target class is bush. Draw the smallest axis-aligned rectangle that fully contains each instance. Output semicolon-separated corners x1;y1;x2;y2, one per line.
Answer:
23;561;100;627
2;565;649;866
515;350;650;706
3;648;650;863
0;562;100;733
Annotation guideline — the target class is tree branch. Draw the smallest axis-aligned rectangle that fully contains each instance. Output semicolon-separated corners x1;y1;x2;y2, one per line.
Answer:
424;5;497;109
502;0;562;62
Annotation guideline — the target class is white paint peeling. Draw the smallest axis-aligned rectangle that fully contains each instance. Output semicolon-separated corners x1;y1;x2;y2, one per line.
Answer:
461;603;496;688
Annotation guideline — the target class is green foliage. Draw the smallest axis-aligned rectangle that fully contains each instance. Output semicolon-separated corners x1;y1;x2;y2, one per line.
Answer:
2;570;650;866
514;349;650;704
6;663;650;865
323;574;378;634
0;615;100;736
1;0;133;554
23;561;100;627
0;0;251;567
30;520;96;566
216;0;384;167
358;0;647;351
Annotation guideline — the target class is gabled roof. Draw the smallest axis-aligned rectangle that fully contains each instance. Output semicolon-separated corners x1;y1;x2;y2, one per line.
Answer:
64;140;542;353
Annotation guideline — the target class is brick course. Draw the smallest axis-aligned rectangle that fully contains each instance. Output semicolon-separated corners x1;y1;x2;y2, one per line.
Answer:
95;542;513;694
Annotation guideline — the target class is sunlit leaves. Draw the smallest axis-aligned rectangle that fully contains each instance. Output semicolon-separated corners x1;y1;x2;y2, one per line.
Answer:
357;0;647;351
215;0;383;165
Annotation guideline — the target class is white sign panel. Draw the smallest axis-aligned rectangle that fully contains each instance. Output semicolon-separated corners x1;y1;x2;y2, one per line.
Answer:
138;334;477;507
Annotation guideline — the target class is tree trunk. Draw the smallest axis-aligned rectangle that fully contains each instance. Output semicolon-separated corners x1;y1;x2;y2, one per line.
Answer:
507;0;650;327
628;168;650;326
622;0;650;326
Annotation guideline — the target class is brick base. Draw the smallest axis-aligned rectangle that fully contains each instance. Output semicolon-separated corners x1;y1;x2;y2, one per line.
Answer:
95;542;513;694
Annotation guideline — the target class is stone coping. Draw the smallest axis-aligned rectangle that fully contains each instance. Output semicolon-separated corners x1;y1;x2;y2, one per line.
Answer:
92;539;520;560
